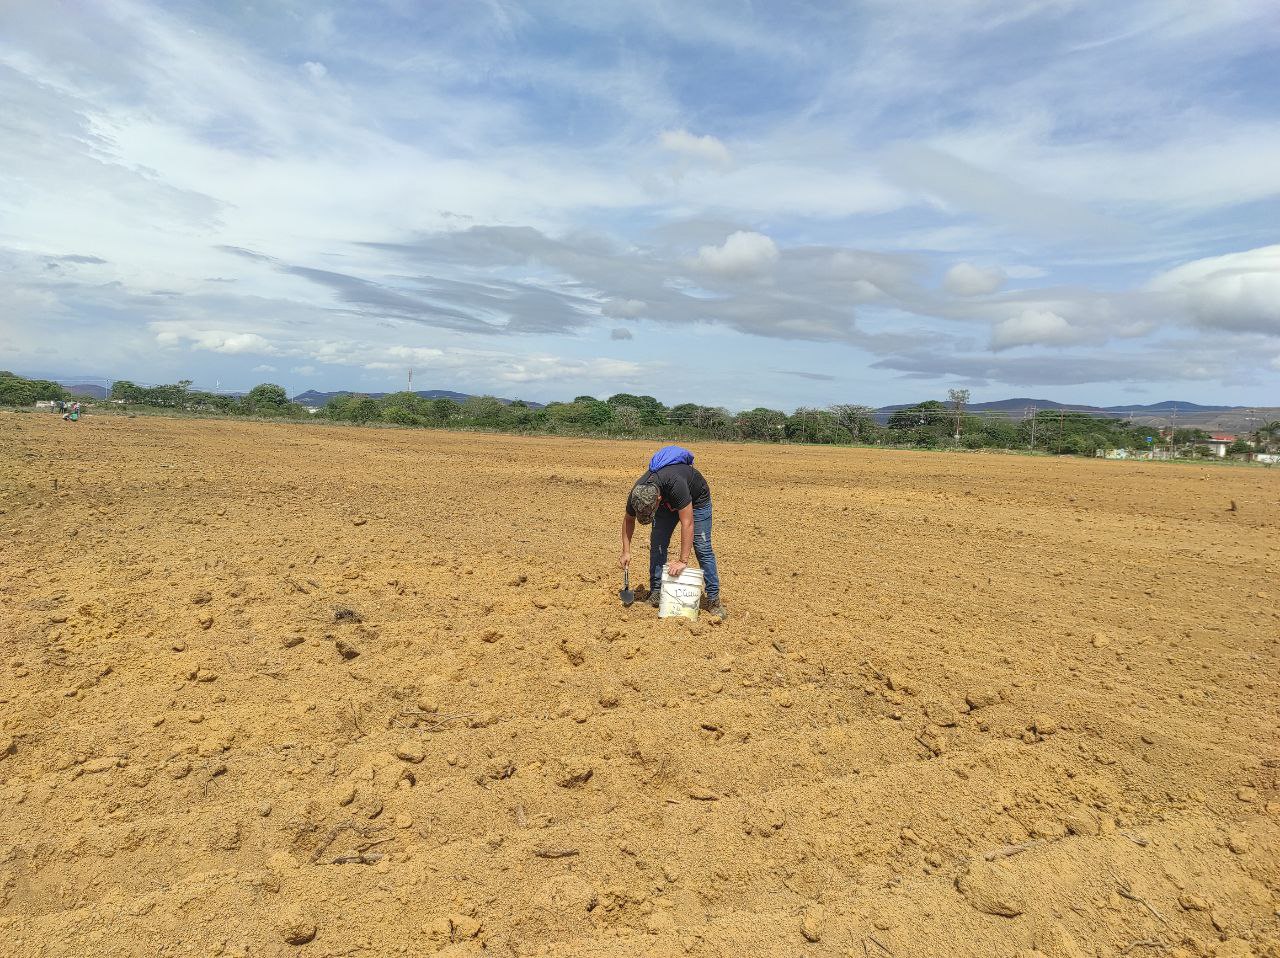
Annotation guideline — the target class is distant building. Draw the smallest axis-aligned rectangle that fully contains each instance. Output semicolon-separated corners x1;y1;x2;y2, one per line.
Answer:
1201;434;1236;458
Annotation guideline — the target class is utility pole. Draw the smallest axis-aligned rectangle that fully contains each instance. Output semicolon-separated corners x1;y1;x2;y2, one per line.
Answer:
407;367;414;392
948;388;969;444
1028;404;1037;450
1168;406;1177;459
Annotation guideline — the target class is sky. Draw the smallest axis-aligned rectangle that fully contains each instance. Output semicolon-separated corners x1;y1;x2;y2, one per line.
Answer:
2;0;1280;410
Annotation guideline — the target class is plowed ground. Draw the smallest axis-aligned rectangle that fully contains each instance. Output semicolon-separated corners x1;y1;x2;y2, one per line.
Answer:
1;413;1278;958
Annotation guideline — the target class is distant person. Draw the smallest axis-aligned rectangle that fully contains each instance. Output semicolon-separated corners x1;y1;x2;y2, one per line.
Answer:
619;445;727;619
62;401;80;422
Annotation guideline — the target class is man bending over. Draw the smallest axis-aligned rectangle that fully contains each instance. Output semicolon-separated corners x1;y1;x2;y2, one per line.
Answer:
620;445;727;619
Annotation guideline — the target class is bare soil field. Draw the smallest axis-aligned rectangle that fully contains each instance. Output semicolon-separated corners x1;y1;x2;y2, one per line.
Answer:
1;413;1278;958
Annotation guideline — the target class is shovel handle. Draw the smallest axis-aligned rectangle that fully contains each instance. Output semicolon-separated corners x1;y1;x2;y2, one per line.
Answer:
623;569;630;589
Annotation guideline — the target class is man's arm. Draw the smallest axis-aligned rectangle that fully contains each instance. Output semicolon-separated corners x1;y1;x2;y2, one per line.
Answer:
619;513;636;569
667;504;694;576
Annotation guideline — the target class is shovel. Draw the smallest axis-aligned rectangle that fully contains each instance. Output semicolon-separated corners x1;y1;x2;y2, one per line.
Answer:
619;568;635;607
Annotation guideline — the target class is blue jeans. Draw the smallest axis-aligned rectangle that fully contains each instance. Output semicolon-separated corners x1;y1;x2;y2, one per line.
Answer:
650;501;720;599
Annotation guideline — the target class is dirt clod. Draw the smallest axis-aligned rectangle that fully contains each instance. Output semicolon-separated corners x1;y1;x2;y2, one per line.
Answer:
800;905;824;943
279;911;317;945
395;741;426;763
965;689;1003;710
1226;831;1252;854
956;863;1026;917
555;759;593;788
335;638;361;659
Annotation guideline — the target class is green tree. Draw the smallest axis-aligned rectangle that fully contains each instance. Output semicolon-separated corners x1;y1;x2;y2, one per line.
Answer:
786;408;847;444
243;383;290;412
429;398;461;424
459;395;511;428
977;419;1019;448
829;404;875;440
545;398;612;430
0;372;68;405
322;394;356;420
505;402;544;430
379;391;431;426
346;397;384;423
947;388;971;441
1261;421;1280;452
110;380;144;403
888;401;947;431
1173;427;1209;444
735;407;788;441
382;404;423;426
607;393;667;426
612;405;643;435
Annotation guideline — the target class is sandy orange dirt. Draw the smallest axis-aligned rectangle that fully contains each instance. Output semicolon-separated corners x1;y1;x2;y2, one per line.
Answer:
1;413;1278;957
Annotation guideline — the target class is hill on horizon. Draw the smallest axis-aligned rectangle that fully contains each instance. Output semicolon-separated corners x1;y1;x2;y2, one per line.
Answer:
292;388;544;409
65;383;109;399
876;397;1251;415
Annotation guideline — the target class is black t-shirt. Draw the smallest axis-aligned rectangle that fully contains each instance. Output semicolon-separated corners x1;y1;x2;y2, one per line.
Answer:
627;463;711;515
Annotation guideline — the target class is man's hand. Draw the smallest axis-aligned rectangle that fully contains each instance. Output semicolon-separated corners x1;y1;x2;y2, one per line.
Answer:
666;559;687;578
619;552;630;570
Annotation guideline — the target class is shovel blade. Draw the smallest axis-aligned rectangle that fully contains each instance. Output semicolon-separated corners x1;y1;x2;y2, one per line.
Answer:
619;569;634;607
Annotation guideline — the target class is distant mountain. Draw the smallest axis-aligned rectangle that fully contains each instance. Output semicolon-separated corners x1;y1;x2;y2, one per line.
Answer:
873;398;1271;429
971;398;1086;412
1100;401;1244;413
876;397;1075;417
292;389;543;409
65;383;108;399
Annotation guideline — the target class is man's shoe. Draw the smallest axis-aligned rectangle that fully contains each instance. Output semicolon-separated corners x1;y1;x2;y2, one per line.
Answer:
647;590;661;608
705;597;728;620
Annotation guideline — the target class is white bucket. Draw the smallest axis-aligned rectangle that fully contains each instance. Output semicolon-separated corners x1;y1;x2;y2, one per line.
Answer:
658;567;704;620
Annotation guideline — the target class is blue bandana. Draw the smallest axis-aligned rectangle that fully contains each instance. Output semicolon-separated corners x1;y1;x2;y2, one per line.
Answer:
648;445;694;472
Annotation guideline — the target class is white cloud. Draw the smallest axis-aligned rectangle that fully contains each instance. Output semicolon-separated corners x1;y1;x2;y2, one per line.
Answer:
1149;245;1280;334
252;363;277;372
691;231;779;276
365;348;649;386
991;309;1086;350
1004;265;1047;279
492;356;645;384
659;129;730;168
610;327;633;340
943;262;1005;296
302;61;327;80
602;298;646;318
291;364;316;375
885;143;1136;242
157;328;277;355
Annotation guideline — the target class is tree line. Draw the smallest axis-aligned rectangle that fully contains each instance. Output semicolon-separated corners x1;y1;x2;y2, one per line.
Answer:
4;371;1272;457
323;391;1227;454
0;370;71;405
107;379;308;417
